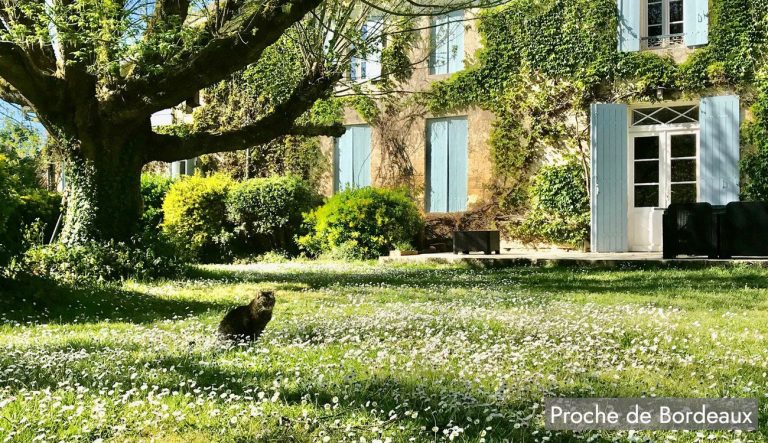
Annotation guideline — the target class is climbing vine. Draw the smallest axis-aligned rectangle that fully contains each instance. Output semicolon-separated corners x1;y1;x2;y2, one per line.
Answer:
427;0;768;245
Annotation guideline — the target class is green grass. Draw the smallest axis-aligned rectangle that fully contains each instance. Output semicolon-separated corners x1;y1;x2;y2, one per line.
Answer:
2;262;768;442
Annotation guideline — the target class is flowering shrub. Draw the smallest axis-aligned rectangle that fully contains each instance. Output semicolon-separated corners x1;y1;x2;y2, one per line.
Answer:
297;187;423;259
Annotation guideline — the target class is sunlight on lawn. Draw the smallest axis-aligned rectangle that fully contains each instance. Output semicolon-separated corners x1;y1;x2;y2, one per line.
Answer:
1;263;768;442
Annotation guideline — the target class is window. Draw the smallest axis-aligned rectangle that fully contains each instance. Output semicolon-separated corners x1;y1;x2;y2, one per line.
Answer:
632;105;699;126
350;17;383;81
631;133;698;208
427;117;468;212
335;125;372;191
670;134;697;203
429;10;464;75
644;0;684;48
633;136;660;207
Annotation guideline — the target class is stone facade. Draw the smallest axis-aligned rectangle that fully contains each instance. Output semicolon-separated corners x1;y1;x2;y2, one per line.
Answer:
318;11;496;213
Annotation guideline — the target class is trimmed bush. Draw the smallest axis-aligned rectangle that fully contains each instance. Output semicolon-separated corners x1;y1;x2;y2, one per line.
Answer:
226;175;322;254
298;187;424;260
141;174;174;229
162;174;234;263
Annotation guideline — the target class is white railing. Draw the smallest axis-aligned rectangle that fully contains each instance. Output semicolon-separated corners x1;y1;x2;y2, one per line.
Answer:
642;33;685;49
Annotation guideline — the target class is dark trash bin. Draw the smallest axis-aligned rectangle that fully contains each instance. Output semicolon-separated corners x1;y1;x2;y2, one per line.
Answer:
662;203;719;259
719;202;768;258
453;230;500;254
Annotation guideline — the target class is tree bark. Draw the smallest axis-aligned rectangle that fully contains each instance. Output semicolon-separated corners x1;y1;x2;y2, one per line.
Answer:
58;138;145;245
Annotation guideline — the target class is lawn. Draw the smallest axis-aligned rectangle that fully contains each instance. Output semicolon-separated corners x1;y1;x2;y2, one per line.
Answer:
1;261;768;442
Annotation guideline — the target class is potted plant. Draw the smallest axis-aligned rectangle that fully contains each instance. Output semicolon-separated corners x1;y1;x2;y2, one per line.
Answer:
389;241;418;257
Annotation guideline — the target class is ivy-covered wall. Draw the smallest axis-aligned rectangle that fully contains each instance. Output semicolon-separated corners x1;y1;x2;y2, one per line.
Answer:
427;0;767;246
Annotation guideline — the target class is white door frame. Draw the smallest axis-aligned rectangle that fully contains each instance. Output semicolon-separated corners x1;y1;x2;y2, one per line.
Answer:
627;106;700;251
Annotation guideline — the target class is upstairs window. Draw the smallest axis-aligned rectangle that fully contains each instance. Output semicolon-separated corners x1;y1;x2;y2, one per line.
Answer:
618;0;708;52
644;0;684;48
429;10;464;75
350;17;383;81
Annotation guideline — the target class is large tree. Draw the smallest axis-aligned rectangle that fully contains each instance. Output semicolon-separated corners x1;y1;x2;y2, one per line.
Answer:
0;0;495;243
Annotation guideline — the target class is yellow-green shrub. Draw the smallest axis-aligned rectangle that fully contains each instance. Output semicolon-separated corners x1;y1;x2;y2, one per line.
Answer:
298;187;424;260
162;174;234;262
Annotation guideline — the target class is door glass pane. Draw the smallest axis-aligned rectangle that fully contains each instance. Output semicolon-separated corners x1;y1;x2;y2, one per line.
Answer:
671;183;696;203
634;136;659;159
635;161;659;183
671;134;696;157
635;185;659;207
671;159;696;182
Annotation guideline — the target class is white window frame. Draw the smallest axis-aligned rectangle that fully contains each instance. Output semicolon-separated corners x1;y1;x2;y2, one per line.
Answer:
350;17;384;82
429;10;465;76
641;0;685;49
628;102;701;209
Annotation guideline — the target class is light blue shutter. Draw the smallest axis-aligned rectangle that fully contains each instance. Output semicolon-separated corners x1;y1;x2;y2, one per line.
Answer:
447;118;468;211
447;11;464;73
430;16;449;75
184;158;196;175
353;126;372;187
335;129;354;191
700;95;740;205
684;0;708;46
590;103;629;252
617;0;641;52
428;119;449;212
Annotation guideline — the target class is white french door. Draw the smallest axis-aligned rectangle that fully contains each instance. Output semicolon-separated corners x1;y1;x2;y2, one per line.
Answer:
629;130;698;251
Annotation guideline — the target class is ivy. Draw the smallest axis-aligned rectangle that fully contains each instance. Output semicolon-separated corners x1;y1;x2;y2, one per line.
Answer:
426;0;768;244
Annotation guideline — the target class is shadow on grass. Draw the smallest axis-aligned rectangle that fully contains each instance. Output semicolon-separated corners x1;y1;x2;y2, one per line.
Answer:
0;275;232;325
188;264;768;310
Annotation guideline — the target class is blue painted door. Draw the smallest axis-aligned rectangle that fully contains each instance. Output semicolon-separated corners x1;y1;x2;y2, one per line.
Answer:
428;117;467;212
591;103;629;252
700;95;739;205
335;125;372;191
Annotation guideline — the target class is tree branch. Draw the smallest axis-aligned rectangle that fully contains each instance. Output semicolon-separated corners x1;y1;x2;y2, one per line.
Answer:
106;0;325;121
0;79;28;106
146;70;342;162
149;122;344;162
0;41;62;110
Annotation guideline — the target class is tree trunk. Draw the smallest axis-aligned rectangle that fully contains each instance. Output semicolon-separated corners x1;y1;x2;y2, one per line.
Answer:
59;143;145;245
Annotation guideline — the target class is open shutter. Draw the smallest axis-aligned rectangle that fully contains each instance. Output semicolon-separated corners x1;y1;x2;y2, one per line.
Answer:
428;119;449;212
617;0;641;52
335;129;354;191
430;16;449;75
353;126;372;187
365;18;383;80
700;95;740;205
591;103;629;252
447;11;465;73
447;118;468;212
684;0;708;46
184;158;196;176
